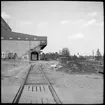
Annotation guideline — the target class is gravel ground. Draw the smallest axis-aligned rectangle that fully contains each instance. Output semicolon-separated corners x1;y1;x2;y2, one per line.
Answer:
42;61;103;104
1;60;103;104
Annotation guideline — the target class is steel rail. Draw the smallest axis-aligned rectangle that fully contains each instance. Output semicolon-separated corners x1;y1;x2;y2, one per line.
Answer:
12;64;34;103
40;64;62;104
12;63;62;104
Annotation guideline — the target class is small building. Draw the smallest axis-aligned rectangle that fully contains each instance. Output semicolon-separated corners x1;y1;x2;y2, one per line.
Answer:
59;57;68;65
85;56;95;61
1;52;5;59
1;52;8;59
21;54;29;60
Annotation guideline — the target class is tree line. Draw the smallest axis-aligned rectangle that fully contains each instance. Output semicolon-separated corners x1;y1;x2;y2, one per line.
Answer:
40;48;103;61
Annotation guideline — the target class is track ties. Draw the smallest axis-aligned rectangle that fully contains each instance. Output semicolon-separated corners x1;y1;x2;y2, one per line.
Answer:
39;85;41;91
12;64;62;104
43;85;45;92
32;86;34;91
36;86;37;92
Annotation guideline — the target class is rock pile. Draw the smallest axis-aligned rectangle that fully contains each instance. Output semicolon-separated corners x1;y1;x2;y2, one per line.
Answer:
57;61;103;74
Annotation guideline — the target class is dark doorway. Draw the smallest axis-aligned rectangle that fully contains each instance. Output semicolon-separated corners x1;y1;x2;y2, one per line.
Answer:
31;52;38;61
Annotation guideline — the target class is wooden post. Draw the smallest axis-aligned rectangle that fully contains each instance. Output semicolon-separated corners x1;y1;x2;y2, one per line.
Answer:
14;57;15;67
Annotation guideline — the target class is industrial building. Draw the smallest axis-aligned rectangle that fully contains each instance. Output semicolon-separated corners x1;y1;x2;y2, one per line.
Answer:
1;17;47;61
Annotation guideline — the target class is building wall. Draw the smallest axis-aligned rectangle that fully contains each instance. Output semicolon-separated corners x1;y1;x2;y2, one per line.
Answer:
1;40;40;57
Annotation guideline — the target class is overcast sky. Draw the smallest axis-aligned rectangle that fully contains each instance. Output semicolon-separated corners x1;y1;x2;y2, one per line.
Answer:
1;1;104;55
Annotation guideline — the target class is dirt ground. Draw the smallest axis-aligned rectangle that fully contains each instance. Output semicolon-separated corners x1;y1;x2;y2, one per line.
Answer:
1;60;103;104
41;61;103;104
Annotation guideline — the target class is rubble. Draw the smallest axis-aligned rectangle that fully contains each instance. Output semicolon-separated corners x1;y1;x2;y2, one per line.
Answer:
56;61;103;74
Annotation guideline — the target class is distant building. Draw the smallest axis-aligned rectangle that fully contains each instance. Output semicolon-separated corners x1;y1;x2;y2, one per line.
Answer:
59;57;68;65
1;52;5;59
1;17;47;61
21;54;29;60
85;56;95;61
1;52;8;59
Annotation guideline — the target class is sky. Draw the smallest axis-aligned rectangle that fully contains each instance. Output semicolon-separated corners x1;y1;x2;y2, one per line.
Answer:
1;1;104;56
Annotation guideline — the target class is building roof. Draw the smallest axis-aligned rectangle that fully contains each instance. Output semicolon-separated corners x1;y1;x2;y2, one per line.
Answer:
1;17;12;31
1;29;47;41
1;16;47;42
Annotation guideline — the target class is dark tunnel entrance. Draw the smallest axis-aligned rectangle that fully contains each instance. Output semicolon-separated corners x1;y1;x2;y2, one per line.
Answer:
31;51;39;61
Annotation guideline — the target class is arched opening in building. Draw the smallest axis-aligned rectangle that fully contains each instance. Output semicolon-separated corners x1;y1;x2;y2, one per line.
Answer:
31;51;39;61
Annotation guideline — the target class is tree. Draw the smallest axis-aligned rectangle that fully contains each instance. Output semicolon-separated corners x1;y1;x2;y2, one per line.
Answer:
40;53;45;60
55;52;59;59
79;55;86;61
61;48;70;57
59;50;62;55
96;49;101;56
14;53;17;59
95;49;102;61
40;51;60;60
71;54;78;61
60;48;71;61
13;53;17;67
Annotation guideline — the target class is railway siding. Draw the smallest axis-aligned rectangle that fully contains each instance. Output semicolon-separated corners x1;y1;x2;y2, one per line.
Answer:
11;63;62;104
2;61;103;103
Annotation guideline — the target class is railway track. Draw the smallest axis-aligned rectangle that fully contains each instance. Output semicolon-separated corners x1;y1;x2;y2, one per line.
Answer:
12;63;62;104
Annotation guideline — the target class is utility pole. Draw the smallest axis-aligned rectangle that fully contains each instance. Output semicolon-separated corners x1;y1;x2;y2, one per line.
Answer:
92;50;94;58
14;54;15;68
14;53;16;68
29;41;31;64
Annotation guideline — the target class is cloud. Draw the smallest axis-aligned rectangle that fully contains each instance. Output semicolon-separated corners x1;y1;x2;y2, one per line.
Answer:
96;22;104;27
82;19;96;28
60;20;69;24
88;12;97;17
1;12;11;19
68;33;84;39
20;21;33;25
73;19;85;24
37;22;48;29
72;19;86;28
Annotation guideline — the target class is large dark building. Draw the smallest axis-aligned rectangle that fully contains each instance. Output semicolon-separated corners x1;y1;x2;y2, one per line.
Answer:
1;17;47;61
